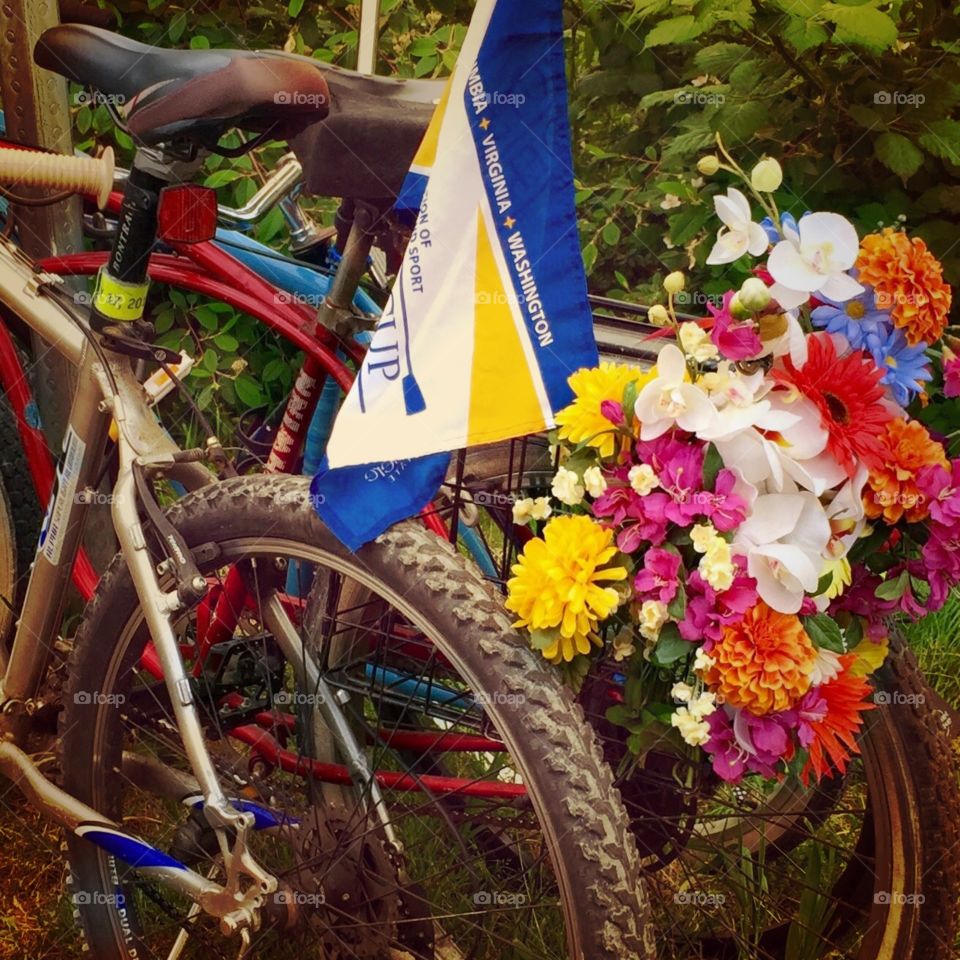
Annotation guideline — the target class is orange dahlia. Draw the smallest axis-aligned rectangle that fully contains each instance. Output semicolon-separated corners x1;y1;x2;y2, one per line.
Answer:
801;655;874;785
704;603;816;716
865;417;948;523
856;228;952;346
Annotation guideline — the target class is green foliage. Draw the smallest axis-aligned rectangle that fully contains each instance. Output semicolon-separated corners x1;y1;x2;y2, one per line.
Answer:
72;0;960;439
568;0;960;305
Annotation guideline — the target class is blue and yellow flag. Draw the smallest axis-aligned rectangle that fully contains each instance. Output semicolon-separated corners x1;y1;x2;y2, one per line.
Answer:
313;0;597;550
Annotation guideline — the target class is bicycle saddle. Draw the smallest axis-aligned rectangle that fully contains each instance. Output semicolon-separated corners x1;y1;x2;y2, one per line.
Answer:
35;24;331;145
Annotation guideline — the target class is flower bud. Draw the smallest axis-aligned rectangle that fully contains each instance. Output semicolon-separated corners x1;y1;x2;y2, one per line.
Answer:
697;154;720;176
648;304;670;326
728;293;752;321
750;157;783;193
664;271;686;295
739;277;772;312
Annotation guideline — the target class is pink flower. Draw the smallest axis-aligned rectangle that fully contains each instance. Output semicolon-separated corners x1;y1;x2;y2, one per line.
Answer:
636;435;707;526
634;547;682;604
699;468;748;532
591;467;671;549
600;399;625;427
678;556;757;645
703;706;796;782
917;460;960;527
707;291;762;361
944;347;960;399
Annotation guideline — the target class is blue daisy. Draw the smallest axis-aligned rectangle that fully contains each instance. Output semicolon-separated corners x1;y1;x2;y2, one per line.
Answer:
867;326;932;407
810;284;892;355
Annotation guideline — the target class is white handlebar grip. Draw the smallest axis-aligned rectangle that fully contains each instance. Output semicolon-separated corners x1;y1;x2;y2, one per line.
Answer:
0;146;115;209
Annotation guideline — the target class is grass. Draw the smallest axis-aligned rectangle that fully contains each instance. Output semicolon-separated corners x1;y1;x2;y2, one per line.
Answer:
1;594;958;958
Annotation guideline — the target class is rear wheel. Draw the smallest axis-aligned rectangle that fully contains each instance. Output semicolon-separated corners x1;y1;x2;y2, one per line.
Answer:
60;475;653;960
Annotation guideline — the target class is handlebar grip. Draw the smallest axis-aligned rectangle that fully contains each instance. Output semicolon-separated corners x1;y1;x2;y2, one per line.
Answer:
0;146;114;209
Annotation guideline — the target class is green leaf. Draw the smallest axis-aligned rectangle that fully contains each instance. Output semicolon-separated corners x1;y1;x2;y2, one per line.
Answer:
702;443;723;491
202;348;220;374
262;358;289;383
874;569;909;600
605;704;639;728
582;242;598;274
874;132;924;180
288;0;305;16
845;615;864;647
782;16;829;53
214;334;239;352
803;613;845;653
601;222;622;245
918;119;960;166
822;4;898;51
203;169;244;189
195;305;220;332
234;373;265;408
413;55;438;78
651;623;689;666
190;35;211;50
645;15;705;48
168;12;187;44
667;583;687;621
693;42;753;77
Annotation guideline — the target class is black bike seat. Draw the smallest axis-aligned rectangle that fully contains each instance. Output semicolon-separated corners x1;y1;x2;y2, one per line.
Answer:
35;24;330;145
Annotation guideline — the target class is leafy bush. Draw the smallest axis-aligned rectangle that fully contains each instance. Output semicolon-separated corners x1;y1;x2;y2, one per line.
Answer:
568;0;960;309
74;0;959;432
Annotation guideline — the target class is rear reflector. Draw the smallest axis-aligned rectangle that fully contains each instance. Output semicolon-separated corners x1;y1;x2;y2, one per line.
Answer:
157;184;218;243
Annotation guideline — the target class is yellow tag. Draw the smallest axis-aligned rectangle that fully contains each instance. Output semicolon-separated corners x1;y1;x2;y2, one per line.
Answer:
93;268;150;322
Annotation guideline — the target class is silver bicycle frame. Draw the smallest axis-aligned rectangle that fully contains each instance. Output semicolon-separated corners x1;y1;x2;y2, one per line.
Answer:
0;234;276;929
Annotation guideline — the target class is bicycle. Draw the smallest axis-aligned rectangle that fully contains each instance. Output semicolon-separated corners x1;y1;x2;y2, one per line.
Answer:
4;22;959;959
0;27;652;960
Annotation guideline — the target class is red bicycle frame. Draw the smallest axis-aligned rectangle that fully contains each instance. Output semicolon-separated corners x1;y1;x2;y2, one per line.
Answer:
2;175;493;799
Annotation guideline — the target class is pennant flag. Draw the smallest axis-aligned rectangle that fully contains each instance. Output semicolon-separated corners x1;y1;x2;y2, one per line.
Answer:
313;0;597;551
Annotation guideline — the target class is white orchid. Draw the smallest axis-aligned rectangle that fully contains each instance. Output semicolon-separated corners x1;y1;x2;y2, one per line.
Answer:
733;492;832;613
635;344;717;440
713;392;847;496
767;212;864;310
706;187;770;265
697;363;799;443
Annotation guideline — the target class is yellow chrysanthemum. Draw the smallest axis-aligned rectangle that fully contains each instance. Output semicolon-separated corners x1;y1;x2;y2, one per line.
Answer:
555;362;654;457
506;514;628;662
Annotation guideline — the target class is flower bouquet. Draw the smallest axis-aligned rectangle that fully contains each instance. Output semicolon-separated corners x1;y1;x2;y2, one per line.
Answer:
505;139;959;786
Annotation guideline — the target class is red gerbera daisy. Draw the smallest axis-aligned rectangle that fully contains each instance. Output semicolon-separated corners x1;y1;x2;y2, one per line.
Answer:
774;333;893;477
800;655;875;785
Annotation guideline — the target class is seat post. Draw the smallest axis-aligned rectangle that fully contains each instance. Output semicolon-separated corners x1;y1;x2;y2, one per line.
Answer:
315;200;380;337
90;146;201;333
